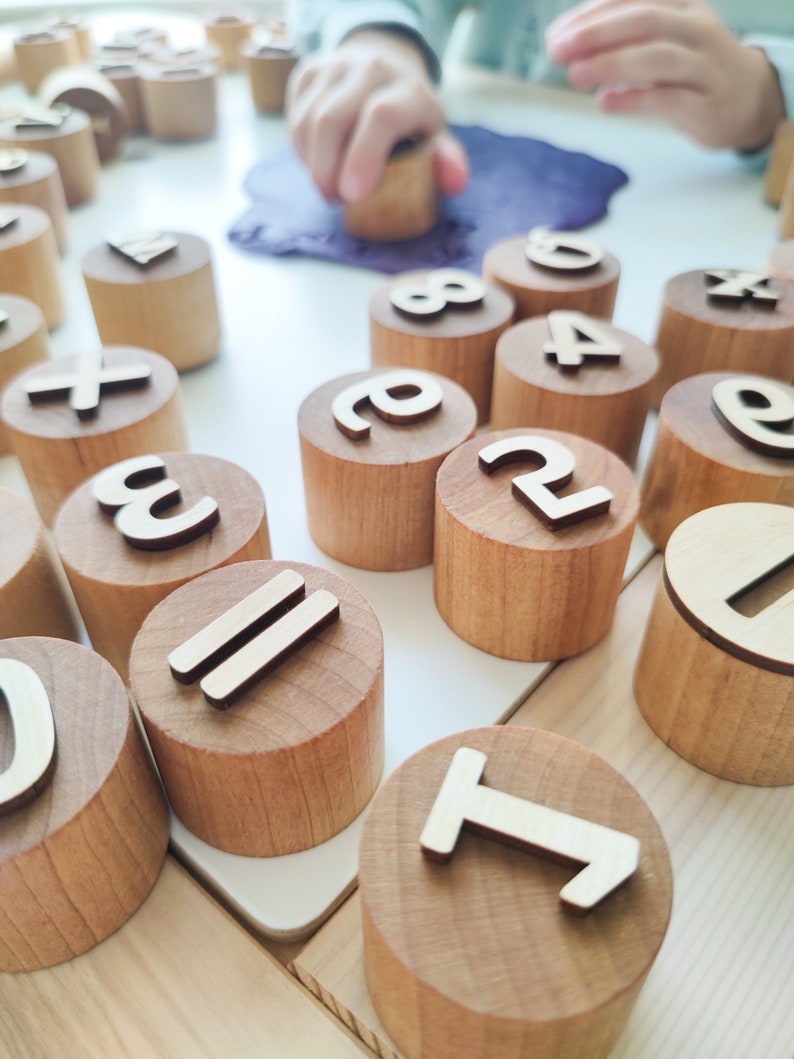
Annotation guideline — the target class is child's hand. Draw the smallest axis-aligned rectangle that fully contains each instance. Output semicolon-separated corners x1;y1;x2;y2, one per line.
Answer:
546;0;785;152
287;30;469;203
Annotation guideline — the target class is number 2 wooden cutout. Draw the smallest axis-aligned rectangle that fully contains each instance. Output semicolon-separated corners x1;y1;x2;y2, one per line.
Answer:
92;454;219;550
711;377;794;457
332;369;444;439
420;747;640;913
543;311;622;372
0;659;56;816
479;435;612;529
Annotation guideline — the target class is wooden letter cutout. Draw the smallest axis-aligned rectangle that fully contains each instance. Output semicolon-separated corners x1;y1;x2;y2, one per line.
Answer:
25;348;152;420
92;454;220;551
542;311;622;372
711;377;794;457
703;270;779;308
420;747;640;913
478;435;612;529
390;268;485;320
0;659;56;816
525;228;604;272
107;232;179;267
332;369;444;439
168;568;340;709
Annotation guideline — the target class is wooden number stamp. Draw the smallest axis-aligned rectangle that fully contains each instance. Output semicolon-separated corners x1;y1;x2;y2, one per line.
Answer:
241;40;298;114
343;137;437;242
0;105;99;207
203;12;255;70
640;373;794;550
39;66;131;163
434;429;638;660
0;203;64;329
0;637;169;972
635;503;794;785
12;28;81;93
138;62;218;141
300;369;476;570
130;560;384;856
0;146;68;253
359;726;672;1059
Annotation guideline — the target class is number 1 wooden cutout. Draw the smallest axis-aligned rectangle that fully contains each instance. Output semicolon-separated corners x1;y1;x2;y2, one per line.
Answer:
332;369;443;439
0;659;56;816
420;747;640;913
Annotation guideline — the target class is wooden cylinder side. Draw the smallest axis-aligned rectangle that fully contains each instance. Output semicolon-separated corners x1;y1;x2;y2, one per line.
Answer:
344;140;437;242
0;293;50;454
0;204;64;330
0;149;68;253
138;63;218;140
0;109;100;207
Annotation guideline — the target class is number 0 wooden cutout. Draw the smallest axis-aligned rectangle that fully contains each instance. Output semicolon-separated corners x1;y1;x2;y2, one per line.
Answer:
0;659;56;815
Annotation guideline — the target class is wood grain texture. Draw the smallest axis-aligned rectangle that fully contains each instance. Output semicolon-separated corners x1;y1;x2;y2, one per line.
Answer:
0;636;169;972
639;372;794;550
0;108;99;207
357;726;671;1059
344;139;437;242
490;313;658;466
0;148;68;253
780;162;794;241
635;503;794;785
764;120;794;206
130;559;384;856
82;232;221;370
204;12;256;70
369;270;515;423
0;293;50;455
653;269;794;402
0;486;80;642
299;370;477;569
54;451;270;680
767;238;794;283
242;42;298;113
12;28;81;93
482;234;620;322
434;428;639;660
138;61;218;140
0;204;64;330
96;58;146;134
39;66;131;163
2;345;188;526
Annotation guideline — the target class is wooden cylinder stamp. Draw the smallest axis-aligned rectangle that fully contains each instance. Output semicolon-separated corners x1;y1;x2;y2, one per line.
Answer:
53;451;271;680
139;62;218;141
344;138;437;242
434;428;639;660
95;55;145;134
634;503;794;786
299;369;477;570
204;12;256;70
241;41;298;114
1;345;188;526
764;120;794;207
640;372;794;550
359;725;672;1059
780;165;794;242
0;104;100;208
0;636;169;972
767;240;794;285
483;228;620;322
39;66;131;164
0;147;68;253
0;204;64;330
490;311;658;467
369;268;515;424
130;559;384;856
653;268;794;402
12;28;81;93
0;487;79;642
0;294;50;455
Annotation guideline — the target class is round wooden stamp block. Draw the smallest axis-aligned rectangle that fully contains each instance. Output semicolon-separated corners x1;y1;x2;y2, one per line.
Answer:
434;428;639;660
359;725;672;1059
0;203;63;330
483;228;620;322
48;17;92;60
764;119;794;206
95;55;146;134
241;41;298;114
12;27;81;93
0;636;169;972
299;368;477;570
203;12;256;70
0;293;50;455
53;450;271;681
640;372;794;550
634;503;794;785
369;268;515;424
138;62;218;141
82;231;222;371
130;559;384;856
39;66;131;163
780;167;794;241
653;268;794;402
2;345;188;526
0;487;79;641
0;147;68;253
0;104;99;208
490;312;658;467
766;239;794;284
344;138;437;242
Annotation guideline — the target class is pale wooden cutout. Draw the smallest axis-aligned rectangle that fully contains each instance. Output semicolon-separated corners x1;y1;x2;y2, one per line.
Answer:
168;567;307;683
332;369;444;439
0;309;8;328
25;347;152;420
542;310;622;372
525;227;604;272
711;376;794;457
0;147;28;173
703;269;780;308
0;657;56;816
92;454;220;551
107;231;178;267
420;746;640;913
390;268;485;320
0;206;20;232
13;102;70;128
478;434;612;529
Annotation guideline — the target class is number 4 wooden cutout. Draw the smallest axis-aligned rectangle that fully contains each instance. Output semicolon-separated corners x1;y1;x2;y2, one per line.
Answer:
420;747;640;914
